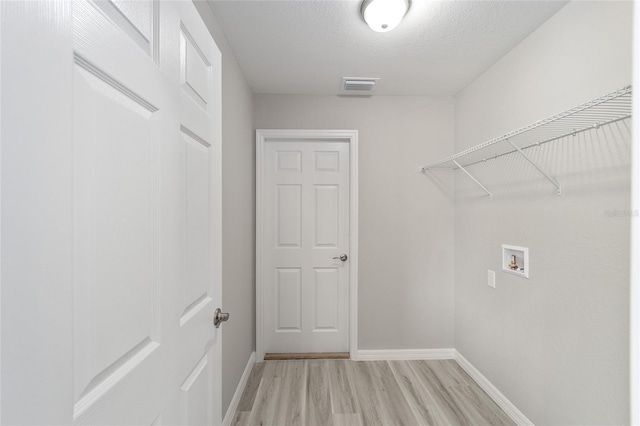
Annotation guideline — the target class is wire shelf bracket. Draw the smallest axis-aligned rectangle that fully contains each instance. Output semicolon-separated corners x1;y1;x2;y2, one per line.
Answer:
506;138;562;195
419;85;632;198
452;160;493;199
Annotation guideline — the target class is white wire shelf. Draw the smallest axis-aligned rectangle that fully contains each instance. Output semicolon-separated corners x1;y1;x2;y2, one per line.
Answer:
420;85;633;197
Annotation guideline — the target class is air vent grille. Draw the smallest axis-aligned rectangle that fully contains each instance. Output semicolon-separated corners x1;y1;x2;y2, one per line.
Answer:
341;77;379;92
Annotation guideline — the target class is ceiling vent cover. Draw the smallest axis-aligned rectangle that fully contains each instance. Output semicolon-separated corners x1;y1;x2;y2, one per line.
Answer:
341;77;380;92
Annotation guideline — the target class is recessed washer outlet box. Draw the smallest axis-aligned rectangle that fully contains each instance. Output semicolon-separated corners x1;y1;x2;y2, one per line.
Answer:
341;77;380;93
502;244;529;279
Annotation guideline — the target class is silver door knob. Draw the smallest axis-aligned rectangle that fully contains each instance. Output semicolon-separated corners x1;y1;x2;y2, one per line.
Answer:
333;254;348;262
214;308;229;328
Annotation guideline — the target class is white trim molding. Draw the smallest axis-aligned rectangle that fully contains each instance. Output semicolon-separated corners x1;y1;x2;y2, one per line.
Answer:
356;348;455;361
631;3;640;424
454;351;534;426
221;351;256;426
255;129;359;362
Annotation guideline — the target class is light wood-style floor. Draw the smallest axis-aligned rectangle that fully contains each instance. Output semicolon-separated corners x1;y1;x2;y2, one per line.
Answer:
230;359;515;426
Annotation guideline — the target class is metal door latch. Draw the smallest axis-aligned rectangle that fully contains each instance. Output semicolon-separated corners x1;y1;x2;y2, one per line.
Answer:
214;308;229;328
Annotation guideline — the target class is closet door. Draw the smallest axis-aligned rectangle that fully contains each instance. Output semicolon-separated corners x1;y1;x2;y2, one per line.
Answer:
0;1;222;424
259;134;352;357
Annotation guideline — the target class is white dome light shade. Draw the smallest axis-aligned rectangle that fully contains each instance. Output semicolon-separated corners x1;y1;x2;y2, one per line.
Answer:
361;0;410;33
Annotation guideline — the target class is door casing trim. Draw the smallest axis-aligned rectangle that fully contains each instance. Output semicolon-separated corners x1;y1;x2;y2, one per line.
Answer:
255;129;359;362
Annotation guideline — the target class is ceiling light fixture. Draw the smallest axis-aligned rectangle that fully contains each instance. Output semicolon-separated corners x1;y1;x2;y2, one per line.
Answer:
361;0;411;33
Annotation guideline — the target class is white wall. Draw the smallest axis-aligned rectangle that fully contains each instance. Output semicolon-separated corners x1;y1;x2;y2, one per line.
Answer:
632;3;640;424
193;1;255;418
254;95;456;350
454;1;632;424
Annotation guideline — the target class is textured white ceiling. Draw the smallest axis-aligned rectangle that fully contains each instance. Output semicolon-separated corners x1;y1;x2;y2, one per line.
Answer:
206;0;568;96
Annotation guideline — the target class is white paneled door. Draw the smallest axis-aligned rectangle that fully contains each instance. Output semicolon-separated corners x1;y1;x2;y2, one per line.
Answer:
1;1;222;424
258;131;357;358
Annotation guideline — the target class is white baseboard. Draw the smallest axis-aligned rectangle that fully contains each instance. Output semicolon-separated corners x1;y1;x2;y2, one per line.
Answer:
454;350;533;426
221;351;256;426
355;348;455;361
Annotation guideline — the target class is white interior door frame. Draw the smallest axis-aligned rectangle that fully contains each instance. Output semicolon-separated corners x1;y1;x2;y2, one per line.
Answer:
0;3;3;419
631;3;639;424
256;129;358;362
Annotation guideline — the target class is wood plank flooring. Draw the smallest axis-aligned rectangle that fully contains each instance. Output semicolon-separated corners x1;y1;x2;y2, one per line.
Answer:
230;359;515;426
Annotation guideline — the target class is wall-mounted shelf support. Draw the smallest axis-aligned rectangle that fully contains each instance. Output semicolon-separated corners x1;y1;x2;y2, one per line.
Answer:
505;138;562;195
452;160;493;199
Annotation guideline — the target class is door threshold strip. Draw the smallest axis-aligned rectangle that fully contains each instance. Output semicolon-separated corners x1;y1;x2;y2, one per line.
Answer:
264;352;350;361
